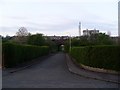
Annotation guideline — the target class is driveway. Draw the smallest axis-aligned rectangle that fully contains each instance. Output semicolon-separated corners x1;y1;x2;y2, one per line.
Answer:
2;52;119;88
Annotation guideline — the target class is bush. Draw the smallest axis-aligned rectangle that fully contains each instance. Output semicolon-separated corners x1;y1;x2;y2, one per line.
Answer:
2;43;49;67
70;45;120;71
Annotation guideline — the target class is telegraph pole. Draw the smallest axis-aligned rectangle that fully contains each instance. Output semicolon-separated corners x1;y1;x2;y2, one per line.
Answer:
118;1;120;37
79;22;81;37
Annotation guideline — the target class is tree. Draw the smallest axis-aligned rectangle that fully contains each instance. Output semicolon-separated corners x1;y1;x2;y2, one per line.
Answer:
27;33;45;46
15;27;29;44
16;27;28;36
64;33;114;49
118;37;120;45
71;37;80;46
89;33;113;45
44;37;57;52
79;36;90;46
2;35;12;43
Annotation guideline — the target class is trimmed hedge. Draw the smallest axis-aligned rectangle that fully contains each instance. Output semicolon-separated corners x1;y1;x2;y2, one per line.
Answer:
2;43;50;67
70;45;120;71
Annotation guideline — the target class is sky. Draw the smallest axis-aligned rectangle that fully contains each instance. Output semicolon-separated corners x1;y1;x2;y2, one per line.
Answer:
0;0;119;37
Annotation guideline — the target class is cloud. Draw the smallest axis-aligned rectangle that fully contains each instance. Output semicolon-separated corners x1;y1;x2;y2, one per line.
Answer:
1;0;118;3
0;0;118;36
0;26;18;36
7;16;28;20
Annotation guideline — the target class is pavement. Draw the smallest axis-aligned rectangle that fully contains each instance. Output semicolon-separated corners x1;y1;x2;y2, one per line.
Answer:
2;52;120;88
0;69;2;90
66;53;120;84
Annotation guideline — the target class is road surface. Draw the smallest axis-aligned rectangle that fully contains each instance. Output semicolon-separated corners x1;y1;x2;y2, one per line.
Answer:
2;52;119;88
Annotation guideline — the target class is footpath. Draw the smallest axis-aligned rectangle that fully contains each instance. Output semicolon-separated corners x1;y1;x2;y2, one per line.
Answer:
66;54;120;84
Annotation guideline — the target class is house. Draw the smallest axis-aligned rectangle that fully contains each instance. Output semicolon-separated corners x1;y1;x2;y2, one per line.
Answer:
83;29;99;36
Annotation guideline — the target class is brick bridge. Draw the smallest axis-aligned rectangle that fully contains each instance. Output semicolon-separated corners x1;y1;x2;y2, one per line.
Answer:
47;36;69;51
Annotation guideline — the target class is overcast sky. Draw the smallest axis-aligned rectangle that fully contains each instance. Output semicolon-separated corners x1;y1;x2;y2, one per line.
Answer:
0;0;119;36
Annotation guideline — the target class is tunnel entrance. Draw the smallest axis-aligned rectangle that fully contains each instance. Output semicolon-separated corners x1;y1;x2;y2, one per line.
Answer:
49;36;69;52
57;44;64;51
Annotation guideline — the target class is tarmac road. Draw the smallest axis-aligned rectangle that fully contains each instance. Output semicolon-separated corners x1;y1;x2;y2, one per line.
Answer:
2;52;119;88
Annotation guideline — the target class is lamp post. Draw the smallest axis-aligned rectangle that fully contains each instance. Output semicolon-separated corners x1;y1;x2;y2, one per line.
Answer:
65;32;71;53
69;35;71;52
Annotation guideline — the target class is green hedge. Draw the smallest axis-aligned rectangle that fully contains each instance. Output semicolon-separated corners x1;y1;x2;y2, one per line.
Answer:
2;43;50;67
70;45;120;71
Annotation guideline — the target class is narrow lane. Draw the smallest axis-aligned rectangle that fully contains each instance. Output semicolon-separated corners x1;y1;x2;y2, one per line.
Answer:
3;52;119;88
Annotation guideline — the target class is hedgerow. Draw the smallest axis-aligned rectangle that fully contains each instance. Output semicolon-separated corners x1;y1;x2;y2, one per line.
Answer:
2;43;49;67
70;45;120;71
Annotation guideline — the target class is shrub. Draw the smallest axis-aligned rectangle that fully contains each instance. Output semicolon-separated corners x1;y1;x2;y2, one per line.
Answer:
2;43;49;67
70;45;120;71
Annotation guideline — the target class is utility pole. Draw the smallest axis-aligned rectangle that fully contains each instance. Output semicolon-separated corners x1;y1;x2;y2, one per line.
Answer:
69;35;71;52
79;22;81;37
118;1;120;37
